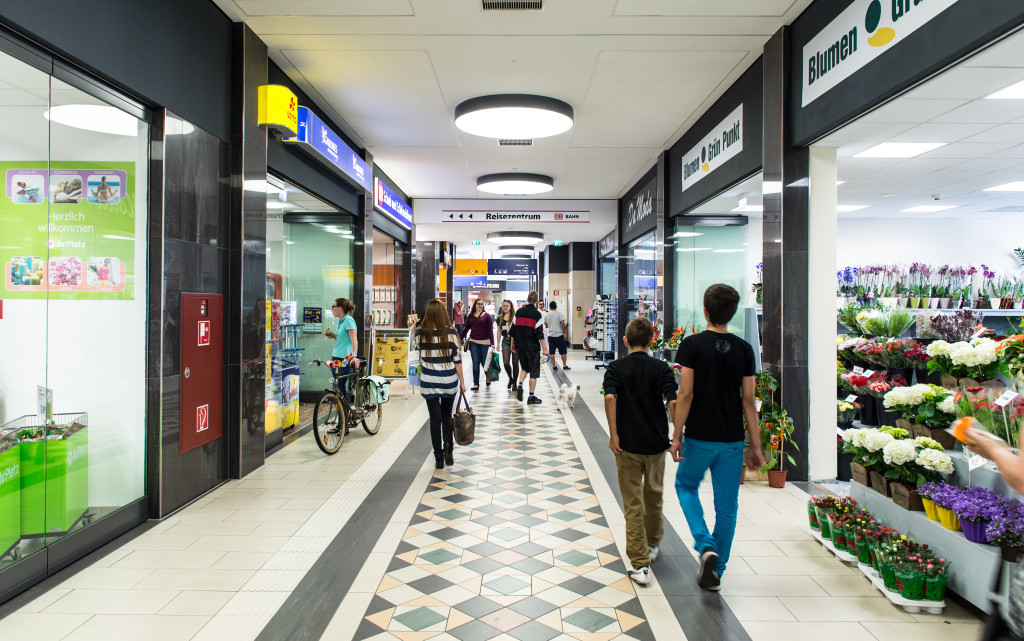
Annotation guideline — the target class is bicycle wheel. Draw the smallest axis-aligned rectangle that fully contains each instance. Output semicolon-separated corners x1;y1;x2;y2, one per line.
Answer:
361;402;382;435
313;393;346;454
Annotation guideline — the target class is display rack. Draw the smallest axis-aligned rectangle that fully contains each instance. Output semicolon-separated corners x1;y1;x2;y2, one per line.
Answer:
588;296;617;369
372;286;397;328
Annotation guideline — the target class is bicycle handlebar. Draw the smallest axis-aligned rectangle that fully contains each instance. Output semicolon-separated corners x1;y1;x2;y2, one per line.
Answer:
309;356;368;369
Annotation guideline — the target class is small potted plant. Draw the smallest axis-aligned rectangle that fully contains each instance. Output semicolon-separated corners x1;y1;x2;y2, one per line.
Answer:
837;399;857;427
882;436;954;511
986;500;1024;563
810;495;839;539
952;486;1007;544
761;409;797;488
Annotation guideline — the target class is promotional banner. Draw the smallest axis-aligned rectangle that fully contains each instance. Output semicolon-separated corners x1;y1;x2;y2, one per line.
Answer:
372;328;410;379
2;161;136;300
801;0;959;106
679;105;744;193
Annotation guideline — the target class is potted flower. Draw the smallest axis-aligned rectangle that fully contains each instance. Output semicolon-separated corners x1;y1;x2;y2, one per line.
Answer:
882;437;954;511
925;481;962;531
810;495;839;539
986;499;1024;563
926;338;1002;388
837;399;857;426
840;427;870;485
952;486;1008;544
753;261;763;305
761;409;797;488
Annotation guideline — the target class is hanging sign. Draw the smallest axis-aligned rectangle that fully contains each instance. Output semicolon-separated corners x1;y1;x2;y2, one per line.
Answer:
441;210;589;223
372;328;410;379
284;107;371;192
257;85;299;137
680;105;743;193
801;0;960;107
487;259;537;276
374;178;413;230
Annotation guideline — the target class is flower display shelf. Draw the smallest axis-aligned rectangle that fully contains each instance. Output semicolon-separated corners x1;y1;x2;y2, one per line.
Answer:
808;527;859;565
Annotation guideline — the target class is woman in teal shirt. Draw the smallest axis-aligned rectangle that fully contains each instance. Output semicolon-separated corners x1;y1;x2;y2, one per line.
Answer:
325;297;358;400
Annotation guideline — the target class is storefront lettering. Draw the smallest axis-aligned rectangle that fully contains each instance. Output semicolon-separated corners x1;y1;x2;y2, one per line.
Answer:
321;125;339;162
628;191;653;228
67;445;87;466
0;464;18;485
680;105;744;193
808;28;858;85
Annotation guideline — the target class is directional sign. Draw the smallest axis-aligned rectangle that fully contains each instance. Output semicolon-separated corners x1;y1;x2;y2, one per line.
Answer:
442;210;590;223
487;259;537;276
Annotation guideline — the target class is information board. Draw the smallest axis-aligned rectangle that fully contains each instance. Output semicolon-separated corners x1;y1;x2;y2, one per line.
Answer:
372;328;411;380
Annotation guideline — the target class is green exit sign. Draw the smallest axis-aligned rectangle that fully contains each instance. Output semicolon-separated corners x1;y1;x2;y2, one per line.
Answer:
471;240;481;245
553;241;564;247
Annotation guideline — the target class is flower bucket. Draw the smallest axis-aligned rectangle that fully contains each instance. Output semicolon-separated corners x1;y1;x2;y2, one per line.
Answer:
895;570;926;601
929;298;941;309
850;462;870;487
858;395;879;426
921;497;939;521
845;525;859;555
815;506;833;539
990;297;1002;310
837;451;854;482
925;575;948;601
856;536;872;565
961;519;989;544
892;483;925;511
808;503;820;531
767;469;787;489
869;470;892;497
897;298;909;308
939;297;951;309
909;298;921;309
936;506;961;531
880;562;898;592
868;542;880;571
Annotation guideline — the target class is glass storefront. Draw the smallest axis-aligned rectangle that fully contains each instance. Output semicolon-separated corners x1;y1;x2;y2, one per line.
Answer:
672;221;749;335
264;176;350;436
0;49;149;566
372;228;406;330
625;232;658;325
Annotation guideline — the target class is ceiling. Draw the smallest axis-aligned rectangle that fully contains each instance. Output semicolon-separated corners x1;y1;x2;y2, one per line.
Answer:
211;0;813;204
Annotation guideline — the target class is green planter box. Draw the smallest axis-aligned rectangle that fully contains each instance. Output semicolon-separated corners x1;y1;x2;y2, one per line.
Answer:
0;438;20;556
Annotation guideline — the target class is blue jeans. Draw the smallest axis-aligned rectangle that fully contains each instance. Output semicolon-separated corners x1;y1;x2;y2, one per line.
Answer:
330;363;355;402
675;437;745;576
467;342;490;386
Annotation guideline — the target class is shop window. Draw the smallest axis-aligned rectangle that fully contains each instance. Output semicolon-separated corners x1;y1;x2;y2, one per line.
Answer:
0;50;149;565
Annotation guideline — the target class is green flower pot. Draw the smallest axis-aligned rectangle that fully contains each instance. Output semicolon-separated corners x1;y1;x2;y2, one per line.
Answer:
829;515;847;549
880;562;898;592
845;525;858;556
808;503;820;531
925;575;947;601
815;506;833;539
856;537;872;565
896;569;926;601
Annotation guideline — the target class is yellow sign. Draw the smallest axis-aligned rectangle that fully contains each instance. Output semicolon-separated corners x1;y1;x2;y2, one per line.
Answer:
454;258;487;276
258;85;299;137
372;329;410;380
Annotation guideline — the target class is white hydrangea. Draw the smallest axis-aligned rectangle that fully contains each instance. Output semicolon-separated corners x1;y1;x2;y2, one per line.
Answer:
937;395;956;414
851;429;870;448
916;448;954;474
883;439;918;466
883;384;932;409
949;340;998;368
863;430;895;452
915;436;943;451
842;428;866;444
926;340;951;358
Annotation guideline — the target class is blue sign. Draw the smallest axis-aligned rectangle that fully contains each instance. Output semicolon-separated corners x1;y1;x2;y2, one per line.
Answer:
374;178;413;230
453;275;489;287
285;107;372;192
487;259;537;276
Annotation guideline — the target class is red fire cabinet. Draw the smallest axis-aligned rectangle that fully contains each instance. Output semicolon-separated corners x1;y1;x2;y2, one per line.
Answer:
180;293;223;454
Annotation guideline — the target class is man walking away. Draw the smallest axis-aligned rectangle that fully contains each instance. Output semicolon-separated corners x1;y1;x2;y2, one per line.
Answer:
604;317;677;586
671;284;764;591
509;290;548;405
544;301;570;371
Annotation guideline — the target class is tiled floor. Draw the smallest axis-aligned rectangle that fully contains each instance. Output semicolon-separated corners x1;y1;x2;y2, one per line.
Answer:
0;352;985;641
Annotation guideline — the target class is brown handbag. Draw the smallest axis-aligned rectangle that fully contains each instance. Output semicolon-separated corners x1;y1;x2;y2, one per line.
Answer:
453;393;476;446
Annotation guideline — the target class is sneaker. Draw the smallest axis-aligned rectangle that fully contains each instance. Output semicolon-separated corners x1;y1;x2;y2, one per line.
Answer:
627;566;652;586
527;395;543;405
563;366;572;371
648;546;660;562
516;385;524;402
471;385;479;391
697;548;720;590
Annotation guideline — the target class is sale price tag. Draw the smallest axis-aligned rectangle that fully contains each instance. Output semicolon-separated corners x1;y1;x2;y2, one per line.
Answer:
845;394;859;403
995;390;1019;408
853;366;864;374
968;453;988;471
863;370;876;378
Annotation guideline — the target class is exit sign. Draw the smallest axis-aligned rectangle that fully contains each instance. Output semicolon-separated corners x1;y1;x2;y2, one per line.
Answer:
471;240;481;245
553;241;564;247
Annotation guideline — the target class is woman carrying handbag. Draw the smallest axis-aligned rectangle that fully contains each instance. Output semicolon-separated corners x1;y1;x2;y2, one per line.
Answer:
459;298;495;391
411;299;467;470
496;299;519;391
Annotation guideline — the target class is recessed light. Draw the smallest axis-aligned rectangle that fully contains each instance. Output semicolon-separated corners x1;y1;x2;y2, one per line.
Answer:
987;79;1024;100
44;104;138;136
730;205;763;212
488;231;544;245
837;205;869;212
672;232;704;238
985;181;1024;192
676;247;712;252
900;205;957;213
854;142;946;158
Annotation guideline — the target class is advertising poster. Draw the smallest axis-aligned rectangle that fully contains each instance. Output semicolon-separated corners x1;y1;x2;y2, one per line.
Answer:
1;161;136;300
302;306;323;334
372;329;410;380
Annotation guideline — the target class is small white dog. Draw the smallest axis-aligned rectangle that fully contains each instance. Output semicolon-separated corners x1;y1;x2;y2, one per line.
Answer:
556;383;581;410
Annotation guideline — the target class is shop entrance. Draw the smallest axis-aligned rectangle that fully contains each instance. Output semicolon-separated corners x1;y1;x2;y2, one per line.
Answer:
371;228;406;330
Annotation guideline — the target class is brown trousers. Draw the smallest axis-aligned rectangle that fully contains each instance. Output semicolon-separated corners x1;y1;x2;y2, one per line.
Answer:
615;450;666;569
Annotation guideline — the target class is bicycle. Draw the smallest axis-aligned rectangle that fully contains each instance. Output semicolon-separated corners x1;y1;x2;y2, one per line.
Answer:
309;356;383;454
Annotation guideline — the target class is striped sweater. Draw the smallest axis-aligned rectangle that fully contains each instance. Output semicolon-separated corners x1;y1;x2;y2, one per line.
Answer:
411;325;462;399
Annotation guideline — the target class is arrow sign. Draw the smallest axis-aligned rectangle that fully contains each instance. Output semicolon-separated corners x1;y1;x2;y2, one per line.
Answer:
468;214;474;219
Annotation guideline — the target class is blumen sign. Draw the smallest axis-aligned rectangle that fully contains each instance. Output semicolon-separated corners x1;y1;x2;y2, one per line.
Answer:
285;107;371;192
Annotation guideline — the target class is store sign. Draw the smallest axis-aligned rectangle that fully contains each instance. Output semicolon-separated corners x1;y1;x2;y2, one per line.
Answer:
441;210;589;223
285;107;372;192
599;231;616;257
802;0;960;106
488;259;537;276
257;85;299;137
680;105;743;193
454;275;489;287
2;162;136;300
373;178;413;230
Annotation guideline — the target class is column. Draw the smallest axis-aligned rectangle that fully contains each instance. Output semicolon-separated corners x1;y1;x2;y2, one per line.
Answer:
356;151;374;358
809;147;838;480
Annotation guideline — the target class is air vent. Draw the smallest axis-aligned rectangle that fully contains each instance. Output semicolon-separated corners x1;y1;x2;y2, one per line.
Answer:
985;206;1024;213
483;0;542;10
498;139;533;146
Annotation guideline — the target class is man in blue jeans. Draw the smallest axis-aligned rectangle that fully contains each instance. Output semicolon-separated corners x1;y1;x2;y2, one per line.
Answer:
670;284;764;591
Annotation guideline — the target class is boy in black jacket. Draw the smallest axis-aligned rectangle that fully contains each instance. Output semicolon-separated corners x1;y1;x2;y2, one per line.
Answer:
509;290;548;404
603;316;678;586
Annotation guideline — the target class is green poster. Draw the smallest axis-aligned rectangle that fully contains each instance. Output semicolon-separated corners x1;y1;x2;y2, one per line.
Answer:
1;161;136;300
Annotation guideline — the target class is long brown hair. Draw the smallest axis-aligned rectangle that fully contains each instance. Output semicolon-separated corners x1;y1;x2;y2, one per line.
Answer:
499;299;515;327
418;299;456;361
468;297;486;318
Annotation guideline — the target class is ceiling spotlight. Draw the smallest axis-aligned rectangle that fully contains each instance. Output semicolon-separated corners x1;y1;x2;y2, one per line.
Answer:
477;173;554;195
488;231;544;245
455;94;574;139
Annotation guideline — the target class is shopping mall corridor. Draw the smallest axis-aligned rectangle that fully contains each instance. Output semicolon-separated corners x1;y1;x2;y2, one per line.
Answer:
0;353;984;641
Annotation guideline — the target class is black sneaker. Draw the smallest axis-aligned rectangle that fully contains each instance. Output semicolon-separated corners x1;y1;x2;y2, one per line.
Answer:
697;548;721;590
528;395;543;405
563;366;572;371
516;385;524;402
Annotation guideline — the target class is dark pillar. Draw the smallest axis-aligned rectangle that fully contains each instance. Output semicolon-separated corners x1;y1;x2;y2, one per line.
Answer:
229;23;268;479
414;239;437;315
655;151;667;330
763;27;812;481
356;151;374;359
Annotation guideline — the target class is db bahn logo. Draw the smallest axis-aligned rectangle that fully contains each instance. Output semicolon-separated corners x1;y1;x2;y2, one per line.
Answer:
197;404;209;432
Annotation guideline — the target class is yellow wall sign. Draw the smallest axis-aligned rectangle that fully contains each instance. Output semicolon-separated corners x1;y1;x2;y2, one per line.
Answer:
372;329;410;380
258;85;298;137
454;258;487;276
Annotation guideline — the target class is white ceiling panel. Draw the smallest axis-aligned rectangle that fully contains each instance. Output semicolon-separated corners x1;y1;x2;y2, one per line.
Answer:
916;142;1017;159
888;122;995;144
856;98;968;124
931;99;1024;125
613;0;797;17
960;34;1024;69
237;0;414;16
906;67;1024;101
963;124;1024;144
282;49;439;88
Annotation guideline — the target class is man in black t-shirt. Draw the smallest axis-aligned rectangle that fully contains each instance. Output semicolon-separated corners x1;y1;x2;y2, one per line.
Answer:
603;317;678;586
671;284;764;592
509;290;549;405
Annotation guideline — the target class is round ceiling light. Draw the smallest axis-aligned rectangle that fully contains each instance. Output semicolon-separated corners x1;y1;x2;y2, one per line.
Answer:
455;94;574;139
44;104;138;136
477;173;554;195
494;245;535;255
488;231;544;245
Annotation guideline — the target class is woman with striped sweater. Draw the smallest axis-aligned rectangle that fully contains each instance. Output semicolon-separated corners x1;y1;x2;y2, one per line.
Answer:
412;299;468;469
